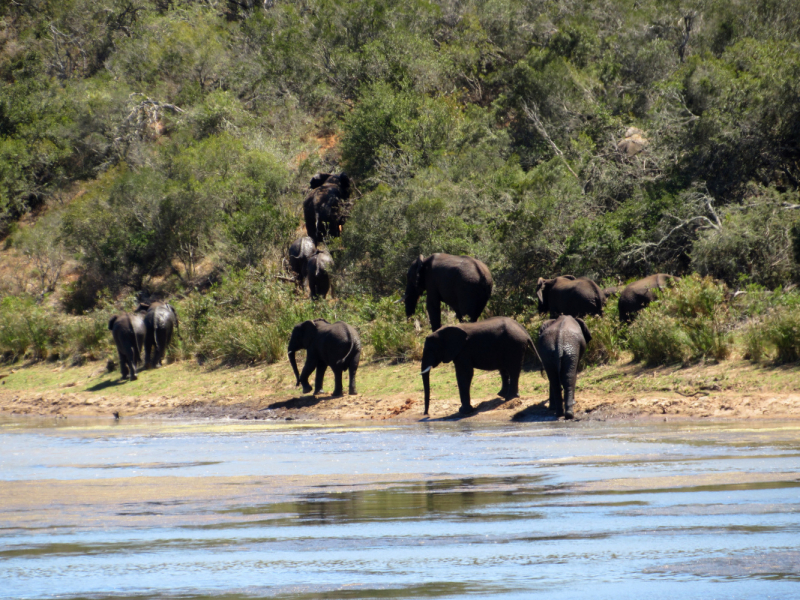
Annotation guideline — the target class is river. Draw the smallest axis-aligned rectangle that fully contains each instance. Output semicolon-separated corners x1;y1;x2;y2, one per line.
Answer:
1;417;799;599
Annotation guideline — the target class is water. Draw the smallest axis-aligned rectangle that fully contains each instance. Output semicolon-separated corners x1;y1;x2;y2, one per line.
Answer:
1;417;800;599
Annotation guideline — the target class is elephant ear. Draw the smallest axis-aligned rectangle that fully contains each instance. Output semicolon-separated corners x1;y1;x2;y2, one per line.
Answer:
135;303;150;313
536;278;546;308
310;173;330;189
414;255;426;292
575;318;592;344
562;274;577;280
538;319;555;337
338;173;351;197
108;316;118;331
441;326;468;363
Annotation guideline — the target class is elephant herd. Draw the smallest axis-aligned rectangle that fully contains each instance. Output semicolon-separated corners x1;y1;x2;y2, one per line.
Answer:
108;172;677;421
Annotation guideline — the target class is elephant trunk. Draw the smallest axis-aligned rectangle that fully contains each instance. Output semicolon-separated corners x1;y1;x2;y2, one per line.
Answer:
404;288;419;318
288;351;301;386
421;367;431;415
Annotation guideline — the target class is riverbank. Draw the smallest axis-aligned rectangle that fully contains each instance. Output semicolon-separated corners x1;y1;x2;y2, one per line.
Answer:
1;357;799;422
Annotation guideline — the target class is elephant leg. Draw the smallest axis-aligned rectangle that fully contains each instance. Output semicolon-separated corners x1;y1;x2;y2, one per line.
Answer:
144;335;152;369
118;349;129;379
498;369;509;397
348;349;360;395
546;367;563;415
299;355;318;394
426;292;442;332
506;363;522;400
128;351;138;381
560;352;579;419
155;330;166;367
331;368;344;397
313;362;328;395
454;362;474;414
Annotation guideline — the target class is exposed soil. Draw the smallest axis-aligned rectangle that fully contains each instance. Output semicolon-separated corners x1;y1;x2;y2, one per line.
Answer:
1;358;799;423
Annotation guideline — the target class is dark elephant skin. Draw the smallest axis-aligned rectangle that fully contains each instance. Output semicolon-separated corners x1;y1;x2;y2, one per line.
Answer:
308;250;333;299
420;317;540;416
536;275;604;318
287;319;361;397
288;236;316;287
538;315;591;419
404;253;493;332
108;314;145;381
618;274;676;322
137;302;178;369
303;173;351;244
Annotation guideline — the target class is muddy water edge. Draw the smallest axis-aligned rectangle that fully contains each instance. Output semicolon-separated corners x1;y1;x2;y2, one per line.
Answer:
1;418;800;599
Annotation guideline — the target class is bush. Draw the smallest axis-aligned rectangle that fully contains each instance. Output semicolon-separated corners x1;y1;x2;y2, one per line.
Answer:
582;312;625;366
198;316;284;364
0;296;64;361
745;308;800;364
628;275;732;365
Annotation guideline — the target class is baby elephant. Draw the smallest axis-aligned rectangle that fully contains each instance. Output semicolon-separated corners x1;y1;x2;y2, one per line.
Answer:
538;315;591;420
420;317;540;416
136;302;179;368
108;314;146;381
308;250;333;300
288;319;361;397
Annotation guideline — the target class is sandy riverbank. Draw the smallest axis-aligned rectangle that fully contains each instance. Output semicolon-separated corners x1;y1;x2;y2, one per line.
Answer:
0;358;798;422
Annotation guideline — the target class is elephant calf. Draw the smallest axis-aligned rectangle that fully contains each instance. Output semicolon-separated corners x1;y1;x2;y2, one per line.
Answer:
288;319;361;397
308;250;333;300
538;316;591;420
420;317;540;416
136;302;179;369
108;313;145;381
287;236;316;289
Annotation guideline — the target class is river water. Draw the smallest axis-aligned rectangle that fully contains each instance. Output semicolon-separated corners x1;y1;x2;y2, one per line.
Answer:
1;417;800;599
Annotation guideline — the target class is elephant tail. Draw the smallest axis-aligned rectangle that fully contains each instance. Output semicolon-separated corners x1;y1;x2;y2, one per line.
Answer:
339;329;360;368
527;338;544;376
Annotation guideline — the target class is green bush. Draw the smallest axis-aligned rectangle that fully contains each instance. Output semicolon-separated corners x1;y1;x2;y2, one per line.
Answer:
0;296;64;361
628;275;732;365
198;316;284;364
582;312;625;366
746;308;800;364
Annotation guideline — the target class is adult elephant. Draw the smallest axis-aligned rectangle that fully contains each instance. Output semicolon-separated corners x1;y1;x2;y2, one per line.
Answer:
308;250;333;300
536;275;604;318
288;319;361;397
287;236;316;288
136;302;178;369
403;253;493;332
419;317;540;416
303;173;352;244
618;274;677;322
108;313;146;381
538;315;591;420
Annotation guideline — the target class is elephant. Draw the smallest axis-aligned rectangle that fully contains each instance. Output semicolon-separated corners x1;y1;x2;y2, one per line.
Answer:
536;275;605;318
419;317;541;416
308;250;333;300
538;315;591;420
288;319;361;397
136;302;178;369
287;236;316;288
108;313;146;381
303;173;352;244
403;253;493;332
618;274;677;322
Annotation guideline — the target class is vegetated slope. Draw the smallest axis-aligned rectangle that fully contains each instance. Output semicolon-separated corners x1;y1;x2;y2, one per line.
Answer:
0;0;799;372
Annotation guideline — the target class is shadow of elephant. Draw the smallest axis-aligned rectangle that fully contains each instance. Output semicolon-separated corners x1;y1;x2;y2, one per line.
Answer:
511;401;561;422
420;395;519;421
266;394;330;410
85;379;129;392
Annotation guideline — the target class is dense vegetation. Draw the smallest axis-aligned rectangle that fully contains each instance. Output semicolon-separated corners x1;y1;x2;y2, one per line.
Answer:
1;0;799;367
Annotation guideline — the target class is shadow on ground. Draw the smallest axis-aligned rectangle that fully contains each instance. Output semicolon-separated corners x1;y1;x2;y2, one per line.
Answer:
267;394;330;410
512;401;560;422
85;379;129;392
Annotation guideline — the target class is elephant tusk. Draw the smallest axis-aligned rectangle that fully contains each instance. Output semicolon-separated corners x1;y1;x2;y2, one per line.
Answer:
420;366;432;374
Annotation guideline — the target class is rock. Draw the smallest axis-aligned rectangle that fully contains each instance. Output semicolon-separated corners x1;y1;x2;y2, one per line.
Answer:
617;127;649;156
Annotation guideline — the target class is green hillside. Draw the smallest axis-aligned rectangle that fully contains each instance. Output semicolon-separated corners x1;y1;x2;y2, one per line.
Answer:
1;0;799;368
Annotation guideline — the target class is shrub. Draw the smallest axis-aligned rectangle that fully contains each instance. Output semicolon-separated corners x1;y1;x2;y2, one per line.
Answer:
0;296;64;361
627;275;732;364
198;316;284;365
581;312;625;366
746;308;800;364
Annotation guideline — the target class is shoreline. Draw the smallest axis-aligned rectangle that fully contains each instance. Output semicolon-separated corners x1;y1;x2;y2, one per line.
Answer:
1;358;799;423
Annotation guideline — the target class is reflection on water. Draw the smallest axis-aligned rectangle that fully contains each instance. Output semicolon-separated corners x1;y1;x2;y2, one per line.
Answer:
2;417;800;599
